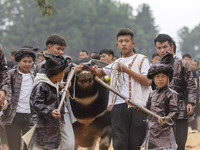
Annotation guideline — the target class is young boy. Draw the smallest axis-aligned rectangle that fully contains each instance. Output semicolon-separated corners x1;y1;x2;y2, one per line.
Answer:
36;34;67;73
151;53;160;65
0;47;38;150
29;53;74;150
99;48;114;64
144;52;179;150
79;28;152;150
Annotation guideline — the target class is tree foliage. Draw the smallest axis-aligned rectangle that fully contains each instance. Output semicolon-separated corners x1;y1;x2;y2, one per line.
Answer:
134;4;158;58
178;24;200;60
0;0;158;60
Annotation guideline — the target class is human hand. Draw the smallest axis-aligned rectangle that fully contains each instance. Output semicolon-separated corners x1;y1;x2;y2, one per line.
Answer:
52;109;60;119
116;63;128;73
158;116;170;125
1;100;8;111
90;65;98;75
75;64;84;73
187;103;194;116
0;90;5;106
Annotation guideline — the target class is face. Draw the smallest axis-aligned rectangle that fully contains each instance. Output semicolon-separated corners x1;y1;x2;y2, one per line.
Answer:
100;53;113;64
37;55;45;63
79;52;89;59
183;57;191;65
117;35;135;57
190;61;198;71
18;57;33;73
153;73;169;88
47;44;65;55
54;70;65;82
155;41;173;58
152;56;160;64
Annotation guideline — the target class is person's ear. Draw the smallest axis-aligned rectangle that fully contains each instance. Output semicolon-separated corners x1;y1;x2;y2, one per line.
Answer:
47;45;51;51
116;43;118;46
132;41;135;47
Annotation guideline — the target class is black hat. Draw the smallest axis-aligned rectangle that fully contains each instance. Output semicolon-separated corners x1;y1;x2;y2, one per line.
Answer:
15;47;39;62
43;52;71;77
147;51;174;82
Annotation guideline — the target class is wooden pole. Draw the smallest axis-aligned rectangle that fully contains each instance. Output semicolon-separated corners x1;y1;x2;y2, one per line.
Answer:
58;66;76;111
94;76;160;119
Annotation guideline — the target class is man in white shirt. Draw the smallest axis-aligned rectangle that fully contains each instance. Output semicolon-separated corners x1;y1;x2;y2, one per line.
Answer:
76;28;152;150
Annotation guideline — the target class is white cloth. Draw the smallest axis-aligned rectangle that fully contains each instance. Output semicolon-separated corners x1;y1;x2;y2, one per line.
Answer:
103;54;152;107
16;72;33;113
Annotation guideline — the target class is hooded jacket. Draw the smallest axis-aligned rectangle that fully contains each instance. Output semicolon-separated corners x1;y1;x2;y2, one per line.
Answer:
30;73;64;149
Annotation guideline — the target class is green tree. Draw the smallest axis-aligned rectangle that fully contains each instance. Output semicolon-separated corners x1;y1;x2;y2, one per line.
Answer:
134;4;158;59
0;0;159;60
178;24;200;60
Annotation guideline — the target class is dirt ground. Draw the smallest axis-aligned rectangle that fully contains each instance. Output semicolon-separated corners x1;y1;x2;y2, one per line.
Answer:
185;130;200;150
78;130;200;150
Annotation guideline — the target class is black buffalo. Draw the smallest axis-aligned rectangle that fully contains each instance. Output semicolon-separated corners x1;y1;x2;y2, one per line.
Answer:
66;60;112;150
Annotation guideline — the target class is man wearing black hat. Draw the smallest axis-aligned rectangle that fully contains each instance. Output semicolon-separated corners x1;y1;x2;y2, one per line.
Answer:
0;47;38;150
154;34;196;150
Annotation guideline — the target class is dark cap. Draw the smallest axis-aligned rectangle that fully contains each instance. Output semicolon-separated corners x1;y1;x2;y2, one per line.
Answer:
43;52;71;77
147;63;173;82
147;51;174;82
15;47;39;62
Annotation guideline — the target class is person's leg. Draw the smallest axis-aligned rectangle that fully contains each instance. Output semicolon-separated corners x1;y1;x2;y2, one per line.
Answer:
5;113;22;150
128;110;147;150
0;126;9;150
175;119;188;150
21;113;31;150
111;103;130;150
59;112;75;150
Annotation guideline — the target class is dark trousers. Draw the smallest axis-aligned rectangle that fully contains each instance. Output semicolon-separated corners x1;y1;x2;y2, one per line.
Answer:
111;103;147;150
5;113;30;150
0;125;8;145
175;119;188;150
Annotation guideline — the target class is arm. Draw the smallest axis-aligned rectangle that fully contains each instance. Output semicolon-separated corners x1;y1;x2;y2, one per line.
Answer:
183;61;196;115
120;63;152;86
168;92;179;122
76;64;106;77
30;83;55;117
158;92;179;125
0;46;8;105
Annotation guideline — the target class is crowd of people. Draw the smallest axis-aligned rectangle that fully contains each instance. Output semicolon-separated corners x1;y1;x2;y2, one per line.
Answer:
0;28;199;150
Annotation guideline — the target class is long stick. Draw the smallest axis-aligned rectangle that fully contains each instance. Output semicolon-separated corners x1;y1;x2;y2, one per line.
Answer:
94;76;160;119
58;66;76;111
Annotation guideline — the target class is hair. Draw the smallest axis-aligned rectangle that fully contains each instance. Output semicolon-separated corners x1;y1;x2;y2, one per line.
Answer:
99;48;114;57
192;59;199;66
11;51;17;56
182;53;192;59
172;40;176;53
46;34;67;47
154;34;176;53
117;28;134;40
152;53;159;59
80;50;89;55
91;51;98;55
91;54;100;60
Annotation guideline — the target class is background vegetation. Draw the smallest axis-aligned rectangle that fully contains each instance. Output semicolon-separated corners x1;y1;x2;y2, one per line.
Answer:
0;0;199;61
